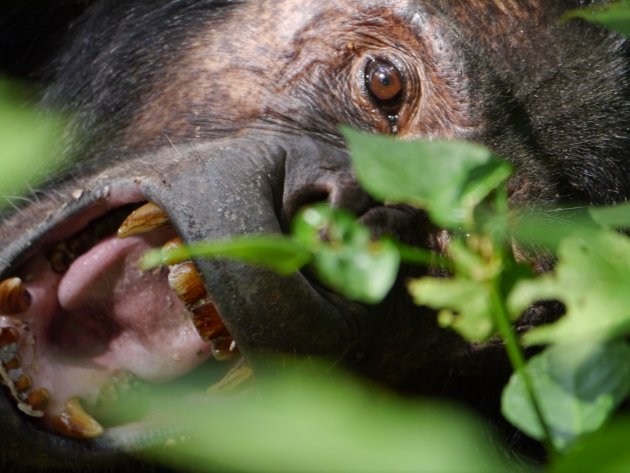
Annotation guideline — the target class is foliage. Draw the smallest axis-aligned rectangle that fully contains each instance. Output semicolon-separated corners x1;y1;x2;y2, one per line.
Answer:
0;80;66;209
146;366;510;473
564;0;630;37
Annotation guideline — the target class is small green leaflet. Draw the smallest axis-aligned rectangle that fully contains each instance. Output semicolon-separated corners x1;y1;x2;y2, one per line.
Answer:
293;205;400;304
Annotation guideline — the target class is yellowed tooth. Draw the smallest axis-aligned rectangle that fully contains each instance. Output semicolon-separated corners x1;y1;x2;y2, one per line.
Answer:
15;374;31;393
0;326;19;346
166;247;227;342
191;304;227;342
4;355;20;371
168;261;208;308
0;278;31;315
207;358;254;395
211;336;238;362
49;244;71;273
26;388;50;412
118;202;170;239
51;397;104;439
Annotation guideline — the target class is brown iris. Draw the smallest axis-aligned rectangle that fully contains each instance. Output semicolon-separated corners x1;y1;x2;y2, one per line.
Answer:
365;59;403;105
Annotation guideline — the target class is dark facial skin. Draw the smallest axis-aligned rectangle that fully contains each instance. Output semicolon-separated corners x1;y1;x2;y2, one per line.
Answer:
1;0;629;470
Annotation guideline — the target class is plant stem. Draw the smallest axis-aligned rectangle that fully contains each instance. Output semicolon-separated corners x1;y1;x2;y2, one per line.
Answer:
397;242;454;270
488;282;557;455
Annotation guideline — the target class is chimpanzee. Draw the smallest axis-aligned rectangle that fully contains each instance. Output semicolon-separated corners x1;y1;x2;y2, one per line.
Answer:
1;0;629;471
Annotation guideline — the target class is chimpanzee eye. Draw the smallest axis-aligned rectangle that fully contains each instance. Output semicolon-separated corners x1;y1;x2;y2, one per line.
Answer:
365;58;404;108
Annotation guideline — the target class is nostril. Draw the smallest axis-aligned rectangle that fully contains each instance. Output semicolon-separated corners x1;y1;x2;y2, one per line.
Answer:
282;186;331;230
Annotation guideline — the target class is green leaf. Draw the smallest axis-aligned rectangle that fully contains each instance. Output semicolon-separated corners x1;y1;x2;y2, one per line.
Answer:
588;202;630;230
409;277;494;341
0;80;67;208
342;127;512;229
501;341;630;451
564;2;630;38
552;415;630;473
148;366;509;473
509;231;630;346
293;205;400;304
141;235;311;276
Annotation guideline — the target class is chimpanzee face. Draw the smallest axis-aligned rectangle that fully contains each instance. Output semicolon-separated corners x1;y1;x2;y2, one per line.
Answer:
1;0;629;469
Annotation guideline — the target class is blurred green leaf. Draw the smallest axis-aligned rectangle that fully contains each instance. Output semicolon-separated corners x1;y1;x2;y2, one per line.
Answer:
509;231;630;346
0;80;66;208
293;204;400;303
149;367;510;473
342;127;511;229
551;415;630;473
409;276;494;341
588;202;630;230
564;1;630;37
141;235;311;275
408;238;525;342
502;341;630;451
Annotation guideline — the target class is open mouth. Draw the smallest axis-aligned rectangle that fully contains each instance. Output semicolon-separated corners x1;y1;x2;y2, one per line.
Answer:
0;190;251;440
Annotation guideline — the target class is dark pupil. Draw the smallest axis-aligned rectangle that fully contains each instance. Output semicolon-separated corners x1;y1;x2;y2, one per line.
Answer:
367;61;402;102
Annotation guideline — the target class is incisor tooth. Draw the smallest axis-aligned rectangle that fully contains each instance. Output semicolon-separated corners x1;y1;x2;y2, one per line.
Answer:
118;202;170;238
52;397;104;439
207;358;254;395
0;278;31;314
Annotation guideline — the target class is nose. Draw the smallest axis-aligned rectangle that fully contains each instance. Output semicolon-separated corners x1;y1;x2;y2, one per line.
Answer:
281;139;374;227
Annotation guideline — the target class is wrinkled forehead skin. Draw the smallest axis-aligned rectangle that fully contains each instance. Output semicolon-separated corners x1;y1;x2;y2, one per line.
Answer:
1;0;629;469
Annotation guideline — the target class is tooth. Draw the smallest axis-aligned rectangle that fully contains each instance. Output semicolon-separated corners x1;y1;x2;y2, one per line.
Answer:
49;244;72;273
207;358;254;395
191;304;227;342
118;202;170;239
52;397;104;439
0;278;31;314
168;262;208;308
26;388;50;411
15;374;31;393
0;327;19;346
167;256;227;342
4;355;20;371
97;370;139;406
211;336;238;361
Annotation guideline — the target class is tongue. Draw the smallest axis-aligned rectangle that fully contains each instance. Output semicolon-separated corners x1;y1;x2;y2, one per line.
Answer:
55;230;212;382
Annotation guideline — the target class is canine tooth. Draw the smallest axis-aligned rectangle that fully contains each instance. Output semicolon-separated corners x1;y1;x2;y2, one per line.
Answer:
52;397;104;439
117;202;170;238
207;358;254;395
26;388;50;411
0;278;31;314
